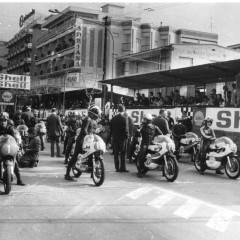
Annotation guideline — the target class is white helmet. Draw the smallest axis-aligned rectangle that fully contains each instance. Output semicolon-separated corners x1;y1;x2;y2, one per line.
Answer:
144;113;153;121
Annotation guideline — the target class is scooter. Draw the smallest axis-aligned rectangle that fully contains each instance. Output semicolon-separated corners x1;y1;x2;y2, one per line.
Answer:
0;135;19;194
176;132;200;162
71;133;106;186
194;136;240;179
136;135;179;182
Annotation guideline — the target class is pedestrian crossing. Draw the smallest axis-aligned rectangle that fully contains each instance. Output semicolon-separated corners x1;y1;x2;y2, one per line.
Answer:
122;186;240;233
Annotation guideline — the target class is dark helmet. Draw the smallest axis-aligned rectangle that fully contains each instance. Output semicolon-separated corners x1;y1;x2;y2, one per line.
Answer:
88;105;102;119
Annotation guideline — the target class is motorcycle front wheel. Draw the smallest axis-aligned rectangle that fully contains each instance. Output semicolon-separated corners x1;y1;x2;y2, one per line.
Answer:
3;164;12;194
163;154;179;182
92;155;105;186
225;155;240;179
191;147;199;162
193;151;205;172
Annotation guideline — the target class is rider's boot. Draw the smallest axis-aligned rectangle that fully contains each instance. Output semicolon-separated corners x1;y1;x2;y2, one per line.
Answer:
216;170;224;175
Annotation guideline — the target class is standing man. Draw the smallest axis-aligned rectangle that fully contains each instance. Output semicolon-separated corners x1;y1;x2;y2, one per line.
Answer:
21;106;34;128
110;105;129;172
124;111;134;161
46;108;63;157
152;109;171;136
182;111;193;132
166;110;174;130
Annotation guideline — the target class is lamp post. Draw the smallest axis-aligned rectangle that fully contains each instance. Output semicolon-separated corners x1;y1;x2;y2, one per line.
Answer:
48;9;115;110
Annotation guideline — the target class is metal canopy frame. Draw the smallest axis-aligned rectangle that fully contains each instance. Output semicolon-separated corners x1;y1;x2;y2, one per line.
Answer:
100;58;240;90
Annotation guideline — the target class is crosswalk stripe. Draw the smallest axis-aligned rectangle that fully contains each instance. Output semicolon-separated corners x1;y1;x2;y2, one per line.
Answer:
206;209;234;232
147;192;175;209
125;187;152;200
173;199;202;219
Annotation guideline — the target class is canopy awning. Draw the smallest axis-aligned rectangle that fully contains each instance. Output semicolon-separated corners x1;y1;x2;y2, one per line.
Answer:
100;58;240;89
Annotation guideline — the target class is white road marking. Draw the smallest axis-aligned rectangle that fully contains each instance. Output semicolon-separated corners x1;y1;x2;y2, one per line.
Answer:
206;209;234;232
173;199;202;219
125;187;152;200
147;192;175;209
83;201;103;215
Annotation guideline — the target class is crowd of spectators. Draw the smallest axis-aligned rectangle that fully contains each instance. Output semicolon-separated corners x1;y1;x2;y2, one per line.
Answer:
114;83;237;108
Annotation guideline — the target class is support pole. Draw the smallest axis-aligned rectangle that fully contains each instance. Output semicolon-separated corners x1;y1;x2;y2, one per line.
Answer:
110;84;113;108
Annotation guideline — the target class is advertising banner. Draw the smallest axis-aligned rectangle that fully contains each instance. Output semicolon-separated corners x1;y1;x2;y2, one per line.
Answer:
109;108;184;125
0;91;16;105
206;107;240;133
0;74;30;90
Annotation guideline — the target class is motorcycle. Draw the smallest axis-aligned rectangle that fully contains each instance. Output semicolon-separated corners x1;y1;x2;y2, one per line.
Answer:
71;133;106;186
136;135;179;182
194;136;240;179
129;127;142;163
176;132;200;162
0;135;19;194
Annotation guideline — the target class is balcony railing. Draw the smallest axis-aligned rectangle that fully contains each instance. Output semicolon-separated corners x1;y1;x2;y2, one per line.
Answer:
37;18;76;45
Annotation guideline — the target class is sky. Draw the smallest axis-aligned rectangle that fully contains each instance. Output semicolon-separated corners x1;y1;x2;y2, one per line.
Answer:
0;0;240;47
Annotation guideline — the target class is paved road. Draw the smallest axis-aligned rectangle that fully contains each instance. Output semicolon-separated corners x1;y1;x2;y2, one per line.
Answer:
0;143;240;240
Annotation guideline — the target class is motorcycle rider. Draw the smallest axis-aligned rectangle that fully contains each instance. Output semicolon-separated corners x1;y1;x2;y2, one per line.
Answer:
137;113;163;178
172;116;187;159
0;112;25;186
64;111;81;164
199;116;223;175
65;105;101;181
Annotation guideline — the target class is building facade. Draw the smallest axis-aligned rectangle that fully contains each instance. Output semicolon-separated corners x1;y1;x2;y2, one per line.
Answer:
5;3;225;110
116;44;240;98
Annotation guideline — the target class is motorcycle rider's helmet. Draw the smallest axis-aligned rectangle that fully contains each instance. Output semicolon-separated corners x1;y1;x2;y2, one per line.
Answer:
203;116;213;125
0;112;9;120
88;105;102;120
143;113;153;123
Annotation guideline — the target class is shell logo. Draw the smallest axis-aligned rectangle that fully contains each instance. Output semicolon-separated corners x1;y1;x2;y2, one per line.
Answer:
2;92;13;102
194;111;204;126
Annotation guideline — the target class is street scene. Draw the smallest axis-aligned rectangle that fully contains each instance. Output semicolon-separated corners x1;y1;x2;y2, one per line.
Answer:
0;1;240;240
1;143;240;240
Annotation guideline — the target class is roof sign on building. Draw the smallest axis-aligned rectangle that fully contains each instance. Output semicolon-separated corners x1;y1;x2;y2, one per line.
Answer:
19;9;35;28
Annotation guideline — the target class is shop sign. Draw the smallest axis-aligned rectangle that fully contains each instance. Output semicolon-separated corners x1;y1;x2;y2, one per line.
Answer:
19;9;35;27
0;73;30;90
0;91;15;105
74;18;83;68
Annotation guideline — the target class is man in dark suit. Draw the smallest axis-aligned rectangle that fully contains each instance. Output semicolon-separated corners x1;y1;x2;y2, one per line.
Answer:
46;108;63;157
21;106;34;128
110;105;129;172
152;109;171;135
124;111;134;160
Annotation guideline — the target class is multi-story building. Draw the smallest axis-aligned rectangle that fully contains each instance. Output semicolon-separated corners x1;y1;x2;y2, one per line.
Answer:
116;44;240;98
6;11;47;77
0;41;8;73
5;3;224;109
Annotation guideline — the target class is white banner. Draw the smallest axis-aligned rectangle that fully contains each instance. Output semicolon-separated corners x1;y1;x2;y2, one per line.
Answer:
0;74;30;90
206;108;240;132
110;108;183;125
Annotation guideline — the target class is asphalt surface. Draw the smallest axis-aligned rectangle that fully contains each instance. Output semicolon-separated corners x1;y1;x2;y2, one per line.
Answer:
0;143;240;240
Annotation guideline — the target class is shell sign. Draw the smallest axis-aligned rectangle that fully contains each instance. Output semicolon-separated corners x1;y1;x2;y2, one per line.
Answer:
0;91;15;105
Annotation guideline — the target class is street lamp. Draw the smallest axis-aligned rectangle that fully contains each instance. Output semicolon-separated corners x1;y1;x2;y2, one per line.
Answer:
48;9;115;110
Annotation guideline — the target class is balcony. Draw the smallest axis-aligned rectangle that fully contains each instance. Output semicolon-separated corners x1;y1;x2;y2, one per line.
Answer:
25;43;32;49
37;18;76;46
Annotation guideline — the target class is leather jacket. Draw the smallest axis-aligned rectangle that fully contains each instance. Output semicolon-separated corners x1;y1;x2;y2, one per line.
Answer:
140;123;162;145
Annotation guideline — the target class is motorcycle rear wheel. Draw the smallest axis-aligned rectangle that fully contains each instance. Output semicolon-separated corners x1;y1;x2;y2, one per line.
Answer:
225;156;240;179
3;165;12;194
164;154;179;182
92;156;105;187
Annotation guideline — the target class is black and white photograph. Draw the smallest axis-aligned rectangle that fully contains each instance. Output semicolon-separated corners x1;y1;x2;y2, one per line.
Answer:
0;0;240;239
